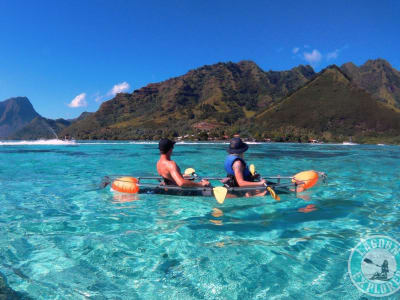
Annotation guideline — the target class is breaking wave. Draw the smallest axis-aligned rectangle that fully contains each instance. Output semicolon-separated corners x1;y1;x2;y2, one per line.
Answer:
0;139;77;146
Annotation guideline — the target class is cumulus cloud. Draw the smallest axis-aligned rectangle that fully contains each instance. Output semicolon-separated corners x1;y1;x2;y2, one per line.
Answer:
303;49;322;65
68;93;87;108
293;45;345;65
327;49;339;60
92;81;131;104
108;81;130;96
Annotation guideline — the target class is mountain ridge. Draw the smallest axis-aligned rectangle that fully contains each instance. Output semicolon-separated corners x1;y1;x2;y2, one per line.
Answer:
0;97;93;140
0;97;40;138
59;59;400;143
9;116;72;140
61;60;316;139
252;65;400;143
4;58;400;143
341;58;400;108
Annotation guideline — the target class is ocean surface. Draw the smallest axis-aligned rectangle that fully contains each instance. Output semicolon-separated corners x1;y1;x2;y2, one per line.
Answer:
0;140;399;299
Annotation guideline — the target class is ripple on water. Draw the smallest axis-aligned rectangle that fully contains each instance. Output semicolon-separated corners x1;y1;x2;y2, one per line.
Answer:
0;143;399;298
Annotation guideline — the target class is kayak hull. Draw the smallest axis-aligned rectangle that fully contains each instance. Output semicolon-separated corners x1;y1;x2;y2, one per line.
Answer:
105;174;311;198
131;182;293;197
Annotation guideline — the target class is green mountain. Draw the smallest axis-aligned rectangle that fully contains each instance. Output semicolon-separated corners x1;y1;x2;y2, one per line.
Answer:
68;111;94;122
252;66;400;143
8;59;400;143
9;116;72;140
9;111;94;140
341;59;400;109
0;97;40;138
61;61;315;139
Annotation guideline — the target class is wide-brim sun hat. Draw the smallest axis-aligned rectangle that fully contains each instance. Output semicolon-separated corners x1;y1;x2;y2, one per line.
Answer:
227;137;249;154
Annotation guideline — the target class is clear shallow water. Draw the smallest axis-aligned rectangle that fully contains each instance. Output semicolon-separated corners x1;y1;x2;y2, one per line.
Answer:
0;141;399;299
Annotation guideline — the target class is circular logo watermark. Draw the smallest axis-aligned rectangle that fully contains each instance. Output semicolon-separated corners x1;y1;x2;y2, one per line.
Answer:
348;235;400;297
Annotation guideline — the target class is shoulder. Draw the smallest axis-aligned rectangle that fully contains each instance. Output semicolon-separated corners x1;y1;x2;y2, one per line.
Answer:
167;160;179;170
232;159;244;170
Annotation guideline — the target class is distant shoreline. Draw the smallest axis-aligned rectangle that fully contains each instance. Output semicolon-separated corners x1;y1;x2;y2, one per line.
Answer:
0;139;391;146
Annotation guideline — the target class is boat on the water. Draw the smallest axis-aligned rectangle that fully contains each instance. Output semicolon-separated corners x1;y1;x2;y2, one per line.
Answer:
118;179;295;197
102;169;326;202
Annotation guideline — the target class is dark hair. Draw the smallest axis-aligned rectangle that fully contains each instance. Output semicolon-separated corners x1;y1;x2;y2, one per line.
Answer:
159;138;176;154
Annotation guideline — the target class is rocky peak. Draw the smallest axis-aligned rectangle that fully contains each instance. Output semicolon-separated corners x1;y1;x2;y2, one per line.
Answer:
0;97;40;138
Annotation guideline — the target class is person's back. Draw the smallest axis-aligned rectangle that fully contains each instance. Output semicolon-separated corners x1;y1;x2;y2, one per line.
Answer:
224;154;253;185
157;155;179;185
156;138;209;187
224;137;266;188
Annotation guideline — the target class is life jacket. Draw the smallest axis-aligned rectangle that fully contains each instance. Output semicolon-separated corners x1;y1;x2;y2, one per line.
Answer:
224;155;253;186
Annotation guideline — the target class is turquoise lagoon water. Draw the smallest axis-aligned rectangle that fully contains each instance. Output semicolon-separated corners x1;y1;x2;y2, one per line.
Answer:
0;140;399;299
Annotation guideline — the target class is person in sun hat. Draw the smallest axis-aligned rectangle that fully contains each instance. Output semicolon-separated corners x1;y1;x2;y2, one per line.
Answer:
157;138;210;187
223;137;266;188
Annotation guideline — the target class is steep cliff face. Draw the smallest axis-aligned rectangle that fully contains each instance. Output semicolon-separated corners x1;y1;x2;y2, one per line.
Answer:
253;66;400;142
0;97;40;138
341;59;400;108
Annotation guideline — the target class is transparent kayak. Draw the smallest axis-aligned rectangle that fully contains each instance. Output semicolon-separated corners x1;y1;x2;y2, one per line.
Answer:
135;181;295;197
102;175;304;198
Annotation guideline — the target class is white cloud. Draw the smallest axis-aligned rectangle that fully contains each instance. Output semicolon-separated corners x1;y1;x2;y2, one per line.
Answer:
292;47;299;54
327;49;339;60
303;49;322;65
108;81;130;96
68;93;87;108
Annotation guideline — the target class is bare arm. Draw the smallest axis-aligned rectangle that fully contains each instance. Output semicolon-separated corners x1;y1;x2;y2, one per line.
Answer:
233;160;266;187
169;162;209;187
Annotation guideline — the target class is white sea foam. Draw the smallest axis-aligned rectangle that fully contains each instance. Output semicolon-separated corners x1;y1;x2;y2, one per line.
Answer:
78;142;132;145
0;139;77;146
129;141;158;144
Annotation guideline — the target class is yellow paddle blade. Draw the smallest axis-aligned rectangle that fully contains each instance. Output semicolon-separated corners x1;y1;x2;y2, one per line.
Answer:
267;186;280;201
249;164;256;176
213;186;228;204
184;168;196;176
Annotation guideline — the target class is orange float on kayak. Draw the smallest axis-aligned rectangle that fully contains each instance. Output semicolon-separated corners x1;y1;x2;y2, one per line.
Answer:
111;177;139;194
292;170;319;190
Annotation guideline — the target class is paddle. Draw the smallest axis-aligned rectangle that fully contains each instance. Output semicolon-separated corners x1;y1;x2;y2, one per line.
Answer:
185;168;229;204
213;186;228;204
249;164;280;201
364;258;381;267
266;186;280;201
249;164;256;176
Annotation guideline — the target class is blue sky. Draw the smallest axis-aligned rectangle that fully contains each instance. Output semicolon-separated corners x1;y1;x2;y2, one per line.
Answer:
0;0;399;119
